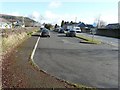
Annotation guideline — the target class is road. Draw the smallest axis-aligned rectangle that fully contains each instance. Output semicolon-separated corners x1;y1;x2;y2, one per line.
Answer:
76;33;119;47
34;31;118;88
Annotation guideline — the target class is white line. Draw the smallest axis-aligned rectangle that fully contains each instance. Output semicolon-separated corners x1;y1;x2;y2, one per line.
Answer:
30;33;40;60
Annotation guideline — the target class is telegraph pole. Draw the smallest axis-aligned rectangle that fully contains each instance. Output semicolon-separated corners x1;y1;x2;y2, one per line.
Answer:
75;17;77;23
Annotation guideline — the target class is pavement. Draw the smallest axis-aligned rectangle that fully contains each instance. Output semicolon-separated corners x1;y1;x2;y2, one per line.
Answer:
34;31;118;88
76;33;119;47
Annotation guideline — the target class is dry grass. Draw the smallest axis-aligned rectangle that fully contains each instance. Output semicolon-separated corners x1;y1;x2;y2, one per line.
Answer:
2;32;27;53
1;27;38;55
0;35;2;89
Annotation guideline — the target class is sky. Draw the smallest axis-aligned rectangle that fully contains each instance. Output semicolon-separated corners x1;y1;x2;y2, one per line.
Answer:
0;0;119;25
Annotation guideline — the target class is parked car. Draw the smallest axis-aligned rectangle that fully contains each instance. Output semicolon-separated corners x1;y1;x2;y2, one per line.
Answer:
58;28;64;33
66;29;76;37
73;27;81;33
64;29;70;33
54;27;60;32
41;28;50;37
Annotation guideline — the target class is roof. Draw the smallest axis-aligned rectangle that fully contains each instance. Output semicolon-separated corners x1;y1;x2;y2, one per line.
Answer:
77;22;86;27
106;23;120;29
107;23;119;25
86;24;94;28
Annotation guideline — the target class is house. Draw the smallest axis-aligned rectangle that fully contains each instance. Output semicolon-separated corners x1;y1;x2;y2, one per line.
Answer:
0;18;12;29
105;23;120;29
85;24;94;29
13;20;25;28
77;22;86;28
63;21;94;33
63;23;78;30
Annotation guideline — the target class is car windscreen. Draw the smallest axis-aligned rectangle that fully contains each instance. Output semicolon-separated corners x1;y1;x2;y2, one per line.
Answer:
42;29;49;32
76;28;80;30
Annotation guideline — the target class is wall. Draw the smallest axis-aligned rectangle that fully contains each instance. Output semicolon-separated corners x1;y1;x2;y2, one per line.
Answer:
96;29;120;38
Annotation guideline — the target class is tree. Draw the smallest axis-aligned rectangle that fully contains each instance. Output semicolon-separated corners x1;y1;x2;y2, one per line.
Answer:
55;24;58;28
94;15;106;28
66;21;69;24
64;21;67;25
70;21;74;24
45;24;53;30
61;20;64;27
98;20;106;28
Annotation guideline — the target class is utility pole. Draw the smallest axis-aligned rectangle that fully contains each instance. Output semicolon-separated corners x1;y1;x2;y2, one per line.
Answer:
75;17;77;23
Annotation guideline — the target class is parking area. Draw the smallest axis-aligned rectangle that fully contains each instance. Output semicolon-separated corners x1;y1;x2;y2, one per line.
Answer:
34;31;118;88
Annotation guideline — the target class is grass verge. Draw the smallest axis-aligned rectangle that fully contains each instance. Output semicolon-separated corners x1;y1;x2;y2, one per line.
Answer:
76;34;101;44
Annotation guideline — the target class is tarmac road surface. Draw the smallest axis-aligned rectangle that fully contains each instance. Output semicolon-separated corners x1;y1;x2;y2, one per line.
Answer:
34;31;118;88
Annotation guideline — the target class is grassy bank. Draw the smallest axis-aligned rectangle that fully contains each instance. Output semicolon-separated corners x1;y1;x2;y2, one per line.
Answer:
1;27;39;55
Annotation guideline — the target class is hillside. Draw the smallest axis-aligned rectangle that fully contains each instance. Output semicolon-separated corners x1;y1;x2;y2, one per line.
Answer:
0;14;39;27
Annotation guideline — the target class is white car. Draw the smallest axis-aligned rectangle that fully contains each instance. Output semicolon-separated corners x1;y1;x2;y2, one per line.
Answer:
73;27;81;33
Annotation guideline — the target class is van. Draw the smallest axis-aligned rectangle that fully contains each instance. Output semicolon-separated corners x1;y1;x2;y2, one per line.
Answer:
73;27;81;33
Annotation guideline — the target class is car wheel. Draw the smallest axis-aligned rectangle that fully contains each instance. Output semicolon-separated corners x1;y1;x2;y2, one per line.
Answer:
48;35;50;37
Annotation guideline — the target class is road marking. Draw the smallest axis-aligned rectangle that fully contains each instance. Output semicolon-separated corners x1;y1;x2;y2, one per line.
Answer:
30;33;40;60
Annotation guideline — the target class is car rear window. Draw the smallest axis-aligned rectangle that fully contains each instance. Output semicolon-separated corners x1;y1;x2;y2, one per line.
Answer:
70;31;75;32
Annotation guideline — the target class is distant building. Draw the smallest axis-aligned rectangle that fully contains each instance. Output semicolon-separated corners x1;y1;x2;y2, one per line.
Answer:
13;20;25;28
85;24;94;29
77;22;86;28
63;23;78;30
0;18;12;29
77;22;94;29
62;22;94;33
105;23;120;29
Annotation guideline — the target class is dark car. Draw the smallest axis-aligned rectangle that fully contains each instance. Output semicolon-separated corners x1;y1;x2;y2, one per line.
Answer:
41;28;50;37
58;28;64;33
65;29;70;31
66;29;76;37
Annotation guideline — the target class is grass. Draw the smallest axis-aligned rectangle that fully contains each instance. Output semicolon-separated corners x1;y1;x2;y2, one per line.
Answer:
2;32;27;53
0;36;2;54
2;28;38;55
72;83;97;90
76;34;101;44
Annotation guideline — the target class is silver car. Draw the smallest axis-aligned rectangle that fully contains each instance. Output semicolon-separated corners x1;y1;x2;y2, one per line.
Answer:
66;29;76;37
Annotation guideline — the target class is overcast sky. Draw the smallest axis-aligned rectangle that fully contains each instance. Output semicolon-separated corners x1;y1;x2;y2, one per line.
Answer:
0;0;119;25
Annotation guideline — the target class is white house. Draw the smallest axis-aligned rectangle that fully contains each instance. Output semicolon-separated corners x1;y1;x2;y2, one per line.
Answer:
0;18;12;29
13;20;25;28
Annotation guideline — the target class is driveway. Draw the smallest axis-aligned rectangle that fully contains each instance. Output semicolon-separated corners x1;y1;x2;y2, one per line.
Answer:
34;31;118;88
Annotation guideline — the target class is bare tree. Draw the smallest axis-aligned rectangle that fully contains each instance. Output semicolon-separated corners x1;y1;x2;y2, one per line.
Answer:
98;20;106;28
94;15;106;28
